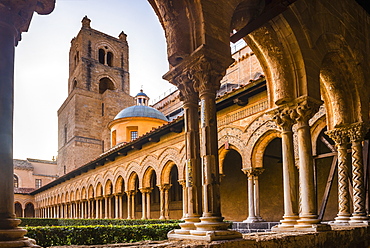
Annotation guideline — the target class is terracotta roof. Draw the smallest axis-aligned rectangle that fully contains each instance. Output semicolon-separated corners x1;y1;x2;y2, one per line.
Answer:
14;188;35;194
13;159;33;171
27;158;57;164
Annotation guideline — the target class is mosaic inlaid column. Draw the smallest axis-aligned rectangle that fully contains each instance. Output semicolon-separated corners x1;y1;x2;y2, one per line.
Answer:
272;107;299;229
168;70;202;233
326;127;351;224
348;122;369;224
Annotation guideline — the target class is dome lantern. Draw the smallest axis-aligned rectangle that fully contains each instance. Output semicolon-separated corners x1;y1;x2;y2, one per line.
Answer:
135;89;149;106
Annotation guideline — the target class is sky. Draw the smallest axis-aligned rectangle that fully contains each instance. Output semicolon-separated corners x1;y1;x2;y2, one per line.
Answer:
14;0;173;160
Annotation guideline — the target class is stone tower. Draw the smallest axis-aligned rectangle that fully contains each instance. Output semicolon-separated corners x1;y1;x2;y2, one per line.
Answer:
57;16;134;176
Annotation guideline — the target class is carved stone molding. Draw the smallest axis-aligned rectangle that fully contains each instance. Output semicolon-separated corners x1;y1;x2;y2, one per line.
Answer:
242;167;265;177
348;122;368;143
293;97;322;126
325;126;349;146
272;107;297;132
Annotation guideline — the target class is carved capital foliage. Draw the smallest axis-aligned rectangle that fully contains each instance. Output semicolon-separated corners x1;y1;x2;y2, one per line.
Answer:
325;127;349;146
139;187;152;194
291;97;322;126
348;122;368;143
173;71;199;104
272;107;296;131
0;0;55;42
242;167;265;177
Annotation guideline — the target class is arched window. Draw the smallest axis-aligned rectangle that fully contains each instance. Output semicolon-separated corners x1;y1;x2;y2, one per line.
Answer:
14;175;19;188
107;52;113;67
98;49;105;64
99;77;115;94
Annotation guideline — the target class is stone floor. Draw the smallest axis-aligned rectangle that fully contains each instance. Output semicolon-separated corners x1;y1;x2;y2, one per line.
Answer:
49;225;370;248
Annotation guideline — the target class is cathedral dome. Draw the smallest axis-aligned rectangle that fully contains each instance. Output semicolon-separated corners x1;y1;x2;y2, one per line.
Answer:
114;105;168;121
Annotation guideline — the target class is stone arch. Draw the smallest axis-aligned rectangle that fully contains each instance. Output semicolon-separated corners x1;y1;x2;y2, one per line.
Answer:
75;189;80;201
127;172;138;191
158;148;181;169
114;176;125;195
124;161;141;181
140;155;160;177
81;187;87;200
251;130;281;169
142;166;156;188
104;179;113;196
98;76;116;94
88;184;94;199
24;202;35;217
161;161;178;185
218;126;246;171
96;183;103;198
244;113;279;168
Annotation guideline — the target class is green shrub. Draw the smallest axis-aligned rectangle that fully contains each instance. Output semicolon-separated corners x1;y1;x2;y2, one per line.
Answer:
19;218;182;227
25;223;180;247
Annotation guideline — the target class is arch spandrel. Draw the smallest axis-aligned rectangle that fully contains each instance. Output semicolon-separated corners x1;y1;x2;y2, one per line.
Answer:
140;155;159;177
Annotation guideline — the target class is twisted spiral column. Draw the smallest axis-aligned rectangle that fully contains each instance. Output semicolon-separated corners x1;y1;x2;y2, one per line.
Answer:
348;123;369;224
326;127;351;223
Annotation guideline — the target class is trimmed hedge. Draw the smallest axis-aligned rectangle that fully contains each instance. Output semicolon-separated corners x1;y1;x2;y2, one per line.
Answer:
19;218;182;227
25;223;180;247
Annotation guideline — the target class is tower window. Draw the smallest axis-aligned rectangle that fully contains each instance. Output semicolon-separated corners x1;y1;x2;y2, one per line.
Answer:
14;175;19;188
35;179;42;189
131;131;138;141
99;77;115;94
64;125;68;144
107;52;113;67
99;49;105;64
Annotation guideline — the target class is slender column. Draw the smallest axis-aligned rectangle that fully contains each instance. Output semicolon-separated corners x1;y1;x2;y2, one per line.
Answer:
99;199;103;219
253;168;264;221
294;99;321;227
326;127;351;223
140;189;147;219
115;195;119;219
131;192;136;219
178;180;187;219
158;185;170;219
126;192;132;219
165;69;202;232
348;123;369;223
242;168;258;222
272;107;299;228
104;197;109;218
119;195;123;219
146;190;151;219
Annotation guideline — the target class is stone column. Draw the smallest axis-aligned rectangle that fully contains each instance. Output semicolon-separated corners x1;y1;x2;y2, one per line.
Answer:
178;180;187;219
242;168;258;222
253;168;264;221
272;107;299;229
99;199;103;219
158;184;171;220
348;122;369;224
167;70;203;233
326;127;351;224
146;190;151;219
119;195;123;219
140;189;147;220
104;197;109;218
293;98;323;229
115;195;119;219
126;191;135;219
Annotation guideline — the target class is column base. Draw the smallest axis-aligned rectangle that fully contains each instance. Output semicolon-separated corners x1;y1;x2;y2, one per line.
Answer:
349;213;369;225
0;237;40;248
174;216;201;235
242;216;260;223
294;214;321;228
272;224;331;232
332;214;351;224
271;215;299;229
168;229;242;242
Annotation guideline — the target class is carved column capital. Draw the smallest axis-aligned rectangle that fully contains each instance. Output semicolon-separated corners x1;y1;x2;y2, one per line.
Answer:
0;0;55;44
325;127;349;146
242;167;265;177
293;97;322;126
139;187;152;194
158;184;171;191
348;122;368;143
272;106;296;131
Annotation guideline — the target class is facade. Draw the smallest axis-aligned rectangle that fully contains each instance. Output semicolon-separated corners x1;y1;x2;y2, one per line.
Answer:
1;0;370;246
13;158;57;218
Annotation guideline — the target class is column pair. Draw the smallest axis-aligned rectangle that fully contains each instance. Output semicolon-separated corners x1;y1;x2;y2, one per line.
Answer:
242;168;264;223
158;184;171;220
126;190;136;219
140;188;152;219
166;48;241;241
327;123;369;225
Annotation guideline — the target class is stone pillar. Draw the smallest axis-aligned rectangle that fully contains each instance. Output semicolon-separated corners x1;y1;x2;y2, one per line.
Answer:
140;189;147;220
242;168;265;223
168;70;203;233
126;191;135;219
158;184;171;220
178;180;187;219
242;168;258;222
326;127;351;224
119;195;123;219
146;190;151;219
272;107;299;229
348;122;369;224
293;98;326;230
99;199;103;219
115;195;119;219
253;169;265;221
0;1;52;246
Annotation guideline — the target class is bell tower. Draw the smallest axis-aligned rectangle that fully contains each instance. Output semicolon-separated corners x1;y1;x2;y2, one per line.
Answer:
57;16;134;176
